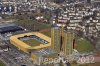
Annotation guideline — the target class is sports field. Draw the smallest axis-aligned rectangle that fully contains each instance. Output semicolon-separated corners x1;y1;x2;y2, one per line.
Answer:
0;60;5;66
23;38;42;47
75;37;94;53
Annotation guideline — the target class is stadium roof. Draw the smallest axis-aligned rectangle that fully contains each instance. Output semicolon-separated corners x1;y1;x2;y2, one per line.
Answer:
0;26;23;34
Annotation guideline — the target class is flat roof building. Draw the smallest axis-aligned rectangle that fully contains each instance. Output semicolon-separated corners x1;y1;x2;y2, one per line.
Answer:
0;26;24;34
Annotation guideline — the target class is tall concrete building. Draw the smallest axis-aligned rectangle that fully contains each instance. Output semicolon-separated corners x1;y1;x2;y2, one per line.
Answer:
63;31;74;56
51;26;75;56
51;27;61;53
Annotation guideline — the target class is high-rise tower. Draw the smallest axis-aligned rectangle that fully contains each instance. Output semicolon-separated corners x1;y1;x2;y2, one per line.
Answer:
51;27;61;53
63;31;74;56
51;27;75;56
51;9;75;56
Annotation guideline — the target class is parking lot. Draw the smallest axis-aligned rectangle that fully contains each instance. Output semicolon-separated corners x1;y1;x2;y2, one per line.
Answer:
0;21;34;66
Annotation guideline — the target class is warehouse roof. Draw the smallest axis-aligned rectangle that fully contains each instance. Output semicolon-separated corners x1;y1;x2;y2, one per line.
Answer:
0;26;23;34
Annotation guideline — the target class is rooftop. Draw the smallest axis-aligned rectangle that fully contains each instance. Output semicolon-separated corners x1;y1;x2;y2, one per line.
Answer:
0;26;24;34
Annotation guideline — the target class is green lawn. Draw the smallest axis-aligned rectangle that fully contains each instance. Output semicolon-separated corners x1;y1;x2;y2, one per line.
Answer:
23;38;42;47
40;30;51;37
75;37;94;53
0;60;5;66
17;19;51;31
41;32;51;37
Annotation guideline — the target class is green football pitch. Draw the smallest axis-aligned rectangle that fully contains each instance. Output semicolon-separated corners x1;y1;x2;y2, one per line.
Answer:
23;38;42;47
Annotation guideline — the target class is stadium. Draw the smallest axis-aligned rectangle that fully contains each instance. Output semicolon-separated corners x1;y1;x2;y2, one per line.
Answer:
10;32;51;53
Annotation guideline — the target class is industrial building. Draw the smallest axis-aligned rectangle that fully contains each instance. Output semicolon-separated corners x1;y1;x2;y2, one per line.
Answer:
10;32;51;53
0;26;24;34
0;25;24;40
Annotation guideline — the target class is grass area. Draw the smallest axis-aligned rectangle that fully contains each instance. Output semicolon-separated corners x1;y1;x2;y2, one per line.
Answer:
23;38;42;47
35;22;51;30
75;37;94;53
0;60;5;66
41;31;51;37
17;19;51;31
40;29;51;37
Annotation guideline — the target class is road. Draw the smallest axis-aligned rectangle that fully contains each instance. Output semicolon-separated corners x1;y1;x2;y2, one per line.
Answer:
0;39;34;66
